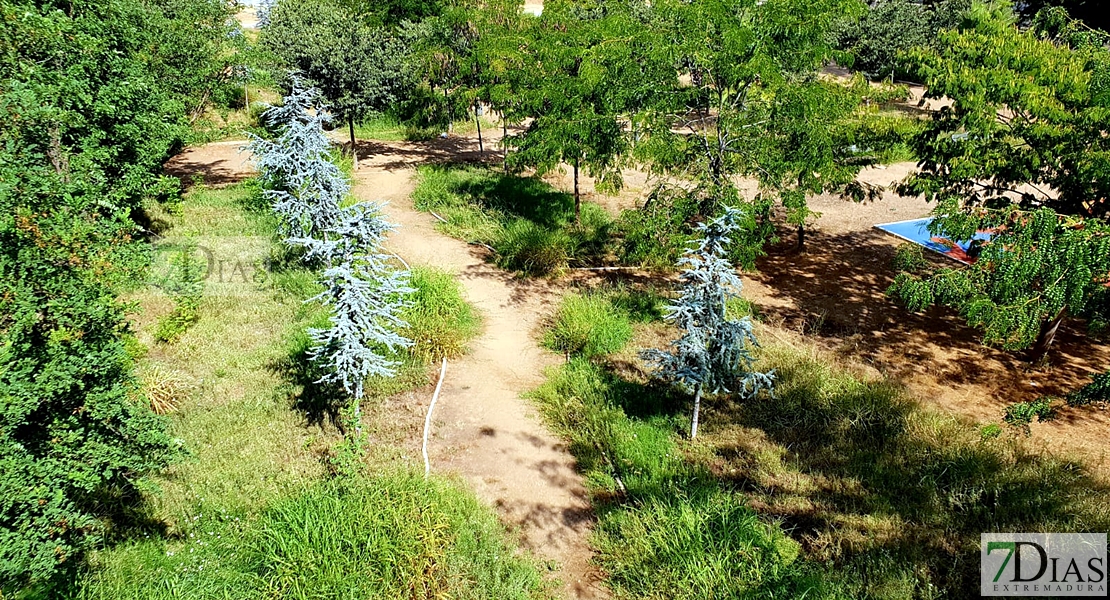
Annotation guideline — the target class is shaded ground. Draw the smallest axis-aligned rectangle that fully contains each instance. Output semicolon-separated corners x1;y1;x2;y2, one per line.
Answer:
163;140;254;189
743;174;1110;472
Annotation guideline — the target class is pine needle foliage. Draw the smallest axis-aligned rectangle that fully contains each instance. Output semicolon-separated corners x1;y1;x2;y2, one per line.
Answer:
642;207;774;438
247;76;343;239
249;79;413;430
290;204;414;402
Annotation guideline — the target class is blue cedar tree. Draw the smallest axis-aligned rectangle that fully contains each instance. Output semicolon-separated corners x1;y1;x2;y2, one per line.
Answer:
257;0;276;28
247;76;344;238
642;207;774;438
290;203;414;407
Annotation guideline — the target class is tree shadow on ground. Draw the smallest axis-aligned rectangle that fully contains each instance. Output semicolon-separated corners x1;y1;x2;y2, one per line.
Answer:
420;163;576;226
748;227;1110;409
698;349;1110;597
550;345;1110;597
269;333;347;431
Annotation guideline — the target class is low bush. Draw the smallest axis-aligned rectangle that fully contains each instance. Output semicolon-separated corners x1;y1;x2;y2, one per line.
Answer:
615;187;700;270
1002;396;1057;433
402;267;482;361
544;293;634;358
495;220;571;275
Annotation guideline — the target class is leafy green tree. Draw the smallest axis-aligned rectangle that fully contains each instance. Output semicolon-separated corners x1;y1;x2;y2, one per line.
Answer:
0;0;231;589
394;4;481;132
832;0;970;80
636;0;873;252
891;3;1110;360
465;0;530;148
264;0;405;169
506;0;669;222
642;208;774;438
1018;0;1109;31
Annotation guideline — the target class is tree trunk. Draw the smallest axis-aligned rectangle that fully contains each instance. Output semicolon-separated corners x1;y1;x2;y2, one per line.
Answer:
444;88;452;134
348;118;358;171
690;384;703;439
476;109;484;156
503;113;509;173
573;159;581;224
1030;307;1067;363
797;223;806;251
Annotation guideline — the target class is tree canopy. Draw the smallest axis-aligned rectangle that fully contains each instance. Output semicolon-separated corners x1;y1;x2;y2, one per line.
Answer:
0;0;234;589
263;0;406;167
891;3;1110;359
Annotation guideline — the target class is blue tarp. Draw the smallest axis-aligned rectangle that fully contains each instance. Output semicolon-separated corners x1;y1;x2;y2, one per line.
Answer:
874;217;993;265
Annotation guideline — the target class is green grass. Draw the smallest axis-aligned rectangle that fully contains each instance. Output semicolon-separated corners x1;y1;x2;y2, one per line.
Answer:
529;314;1110;599
411;164;613;276
75;474;546;600
527;359;845;599
354;115;501;143
402;267;483;362
544;293;634;359
61;182;543;599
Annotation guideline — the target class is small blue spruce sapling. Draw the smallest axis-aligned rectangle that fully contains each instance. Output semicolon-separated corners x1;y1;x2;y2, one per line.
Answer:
246;75;343;239
256;0;276;29
292;203;414;427
641;207;774;438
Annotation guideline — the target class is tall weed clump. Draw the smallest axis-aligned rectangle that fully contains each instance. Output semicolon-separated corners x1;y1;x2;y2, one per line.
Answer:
544;293;633;359
76;473;547;600
402;268;482;362
249;474;546;599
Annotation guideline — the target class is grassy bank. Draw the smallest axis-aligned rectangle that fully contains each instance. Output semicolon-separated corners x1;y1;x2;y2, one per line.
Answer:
412;164;612;275
529;287;1110;599
58;182;544;599
355;114;501;143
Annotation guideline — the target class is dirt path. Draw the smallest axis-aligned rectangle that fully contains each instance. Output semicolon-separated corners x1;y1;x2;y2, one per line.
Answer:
348;140;608;599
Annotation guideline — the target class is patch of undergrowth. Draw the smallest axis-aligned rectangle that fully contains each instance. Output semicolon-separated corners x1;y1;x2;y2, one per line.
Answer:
544;293;634;359
152;240;206;343
355;114;500;142
527;358;844;599
74;474;546;600
411;164;613;276
530;315;1110;599
402;267;483;362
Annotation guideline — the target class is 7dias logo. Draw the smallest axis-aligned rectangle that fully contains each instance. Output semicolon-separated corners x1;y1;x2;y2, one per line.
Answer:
981;533;1106;596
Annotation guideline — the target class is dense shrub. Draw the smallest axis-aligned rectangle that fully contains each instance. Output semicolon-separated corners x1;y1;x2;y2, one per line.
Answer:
0;0;232;589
